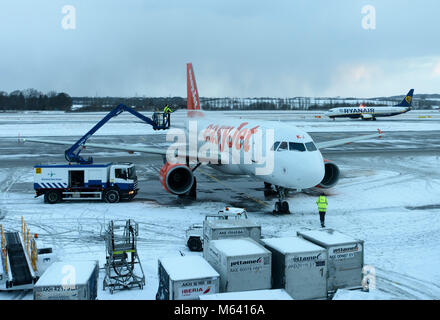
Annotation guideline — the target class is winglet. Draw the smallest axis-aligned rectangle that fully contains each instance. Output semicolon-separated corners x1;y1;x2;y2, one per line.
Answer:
377;128;383;138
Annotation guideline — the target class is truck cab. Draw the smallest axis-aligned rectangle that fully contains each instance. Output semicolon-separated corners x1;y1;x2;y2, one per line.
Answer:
34;162;138;204
109;163;138;192
107;163;138;202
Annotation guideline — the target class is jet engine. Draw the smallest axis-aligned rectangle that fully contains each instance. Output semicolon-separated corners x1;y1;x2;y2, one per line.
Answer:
160;162;194;195
316;160;340;188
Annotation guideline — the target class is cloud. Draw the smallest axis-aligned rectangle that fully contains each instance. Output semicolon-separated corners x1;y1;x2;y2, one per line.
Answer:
325;56;440;97
0;0;439;97
433;61;440;77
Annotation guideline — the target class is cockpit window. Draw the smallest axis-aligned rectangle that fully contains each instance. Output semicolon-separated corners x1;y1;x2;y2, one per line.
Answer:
305;142;317;151
289;142;306;152
277;142;288;151
271;141;281;151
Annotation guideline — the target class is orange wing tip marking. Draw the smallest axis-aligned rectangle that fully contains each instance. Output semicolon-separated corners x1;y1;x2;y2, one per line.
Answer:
377;128;383;138
377;128;384;139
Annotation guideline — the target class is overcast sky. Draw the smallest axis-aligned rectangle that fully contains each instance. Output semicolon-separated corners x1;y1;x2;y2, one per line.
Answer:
0;0;439;97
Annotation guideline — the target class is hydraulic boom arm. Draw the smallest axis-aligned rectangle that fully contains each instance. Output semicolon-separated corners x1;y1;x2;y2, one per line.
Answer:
65;104;169;164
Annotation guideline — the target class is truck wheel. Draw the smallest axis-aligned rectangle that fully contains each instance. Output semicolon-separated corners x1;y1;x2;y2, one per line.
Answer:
44;191;61;204
104;189;120;203
187;237;203;252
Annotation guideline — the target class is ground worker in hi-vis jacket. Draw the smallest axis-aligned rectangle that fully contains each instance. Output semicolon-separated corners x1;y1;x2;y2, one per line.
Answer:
163;104;173;114
316;195;328;228
163;104;173;127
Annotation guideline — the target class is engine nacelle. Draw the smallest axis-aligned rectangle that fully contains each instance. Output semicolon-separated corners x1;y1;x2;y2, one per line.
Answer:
316;160;340;188
160;162;194;195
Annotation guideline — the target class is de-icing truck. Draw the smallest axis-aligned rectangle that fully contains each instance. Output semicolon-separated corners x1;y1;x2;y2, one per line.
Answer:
33;162;138;204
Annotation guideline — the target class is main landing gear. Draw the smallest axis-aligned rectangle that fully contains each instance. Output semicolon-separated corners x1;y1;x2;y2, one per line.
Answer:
178;162;201;201
178;176;197;200
265;183;290;214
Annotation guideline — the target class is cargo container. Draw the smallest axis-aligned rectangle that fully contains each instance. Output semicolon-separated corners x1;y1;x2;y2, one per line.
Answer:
156;255;220;300
261;237;327;299
297;229;364;291
33;261;99;300
199;289;293;300
203;219;261;258
205;238;271;293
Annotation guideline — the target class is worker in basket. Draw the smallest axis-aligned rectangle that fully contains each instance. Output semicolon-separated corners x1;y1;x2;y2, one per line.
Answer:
163;104;173;114
163;104;173;127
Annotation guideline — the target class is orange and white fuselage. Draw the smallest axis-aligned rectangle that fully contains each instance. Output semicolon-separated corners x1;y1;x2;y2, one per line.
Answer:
180;63;326;190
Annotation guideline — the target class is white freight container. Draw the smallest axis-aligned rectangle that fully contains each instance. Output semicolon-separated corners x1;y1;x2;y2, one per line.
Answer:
203;219;261;258
199;289;293;300
261;237;327;299
33;261;99;300
297;229;364;291
156;255;220;300
205;238;271;293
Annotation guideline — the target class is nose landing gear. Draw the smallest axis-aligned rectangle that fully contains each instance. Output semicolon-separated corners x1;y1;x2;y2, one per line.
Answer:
273;186;290;214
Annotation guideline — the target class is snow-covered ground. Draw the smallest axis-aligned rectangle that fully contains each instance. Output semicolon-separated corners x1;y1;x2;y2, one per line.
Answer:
0;111;439;300
1;109;440;137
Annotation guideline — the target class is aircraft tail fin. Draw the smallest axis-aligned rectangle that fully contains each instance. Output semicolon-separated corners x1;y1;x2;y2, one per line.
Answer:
187;63;204;117
395;89;414;107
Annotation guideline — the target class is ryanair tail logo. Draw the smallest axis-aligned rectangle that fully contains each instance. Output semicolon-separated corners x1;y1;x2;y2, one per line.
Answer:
405;95;412;104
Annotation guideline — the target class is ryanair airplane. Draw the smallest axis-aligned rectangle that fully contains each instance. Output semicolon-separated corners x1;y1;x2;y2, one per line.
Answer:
325;89;414;120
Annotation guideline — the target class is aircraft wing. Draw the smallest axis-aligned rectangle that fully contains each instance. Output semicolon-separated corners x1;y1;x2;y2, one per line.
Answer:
315;129;384;149
22;138;221;163
23;138;167;156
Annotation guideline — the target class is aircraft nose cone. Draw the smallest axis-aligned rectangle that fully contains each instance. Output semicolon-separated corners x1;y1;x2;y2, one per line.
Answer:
299;153;324;187
278;152;325;189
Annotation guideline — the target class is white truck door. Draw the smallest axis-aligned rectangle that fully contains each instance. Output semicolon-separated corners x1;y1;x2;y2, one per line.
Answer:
110;165;130;186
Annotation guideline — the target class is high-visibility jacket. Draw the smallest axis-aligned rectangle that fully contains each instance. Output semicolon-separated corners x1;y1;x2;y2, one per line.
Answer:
164;105;173;113
316;196;328;211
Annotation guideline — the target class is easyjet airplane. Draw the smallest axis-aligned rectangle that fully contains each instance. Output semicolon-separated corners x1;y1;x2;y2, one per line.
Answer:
325;89;414;120
25;63;384;214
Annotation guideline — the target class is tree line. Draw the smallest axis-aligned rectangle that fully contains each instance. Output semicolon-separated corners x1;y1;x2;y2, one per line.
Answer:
1;89;437;112
0;89;72;111
71;96;186;112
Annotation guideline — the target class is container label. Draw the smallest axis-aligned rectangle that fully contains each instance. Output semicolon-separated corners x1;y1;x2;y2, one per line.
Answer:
229;256;269;273
287;253;326;270
177;280;213;299
217;229;247;237
230;256;265;267
35;288;81;300
329;243;362;260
